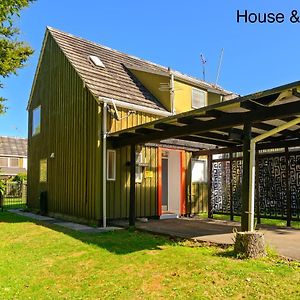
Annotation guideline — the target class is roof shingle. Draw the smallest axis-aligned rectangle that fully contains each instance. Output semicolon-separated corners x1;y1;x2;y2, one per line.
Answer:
47;27;234;111
0;136;27;157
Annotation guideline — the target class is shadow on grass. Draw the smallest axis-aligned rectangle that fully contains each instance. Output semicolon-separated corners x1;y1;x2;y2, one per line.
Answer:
0;211;174;255
214;248;237;259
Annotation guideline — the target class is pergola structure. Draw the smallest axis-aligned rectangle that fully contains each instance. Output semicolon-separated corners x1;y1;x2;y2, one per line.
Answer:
108;81;300;231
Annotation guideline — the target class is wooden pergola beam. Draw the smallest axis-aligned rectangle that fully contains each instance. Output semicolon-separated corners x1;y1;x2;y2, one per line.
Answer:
109;100;300;148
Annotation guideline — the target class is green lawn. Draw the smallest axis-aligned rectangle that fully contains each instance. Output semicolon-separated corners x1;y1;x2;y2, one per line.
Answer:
198;213;300;229
0;212;299;299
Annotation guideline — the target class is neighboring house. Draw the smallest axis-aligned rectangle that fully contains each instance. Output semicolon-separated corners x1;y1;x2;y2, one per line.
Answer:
0;136;27;178
27;27;235;224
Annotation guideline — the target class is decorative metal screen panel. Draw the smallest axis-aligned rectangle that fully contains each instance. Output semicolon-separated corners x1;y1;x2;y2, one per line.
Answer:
232;159;243;214
257;155;287;219
210;151;300;221
211;161;231;214
289;154;300;220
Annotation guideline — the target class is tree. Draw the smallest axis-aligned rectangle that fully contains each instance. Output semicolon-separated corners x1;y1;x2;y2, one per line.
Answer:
0;0;35;114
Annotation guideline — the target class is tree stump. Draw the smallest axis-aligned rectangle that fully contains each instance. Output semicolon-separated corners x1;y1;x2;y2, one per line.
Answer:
234;232;266;258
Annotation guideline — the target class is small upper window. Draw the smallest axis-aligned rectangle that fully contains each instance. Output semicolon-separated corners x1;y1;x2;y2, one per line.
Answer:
107;150;116;181
32;106;41;136
0;157;8;167
88;55;105;68
192;88;207;109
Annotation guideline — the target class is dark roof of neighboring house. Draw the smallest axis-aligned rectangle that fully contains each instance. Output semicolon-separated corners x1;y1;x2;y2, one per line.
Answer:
0;136;27;157
45;27;235;111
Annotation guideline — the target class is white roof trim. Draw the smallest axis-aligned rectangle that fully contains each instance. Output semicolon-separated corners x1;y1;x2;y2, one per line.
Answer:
27;29;49;111
98;96;172;117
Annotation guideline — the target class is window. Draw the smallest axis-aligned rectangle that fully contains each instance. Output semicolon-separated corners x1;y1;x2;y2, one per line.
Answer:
0;157;8;167
107;150;116;181
88;55;105;68
9;158;19;168
191;159;207;183
135;152;143;183
192;88;207;109
40;159;47;182
32;106;41;136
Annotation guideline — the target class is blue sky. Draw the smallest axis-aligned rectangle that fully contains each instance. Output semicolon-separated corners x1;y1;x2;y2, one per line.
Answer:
1;0;300;137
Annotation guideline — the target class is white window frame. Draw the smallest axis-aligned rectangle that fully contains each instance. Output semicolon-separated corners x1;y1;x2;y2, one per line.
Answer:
107;150;116;181
32;105;41;136
135;151;143;183
191;159;207;183
9;157;19;168
191;88;207;109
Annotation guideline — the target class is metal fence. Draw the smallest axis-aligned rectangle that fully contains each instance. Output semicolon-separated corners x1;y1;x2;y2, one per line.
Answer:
1;181;27;209
210;150;300;224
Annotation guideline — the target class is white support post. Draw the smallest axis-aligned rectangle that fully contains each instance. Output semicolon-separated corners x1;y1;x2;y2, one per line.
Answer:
248;141;256;231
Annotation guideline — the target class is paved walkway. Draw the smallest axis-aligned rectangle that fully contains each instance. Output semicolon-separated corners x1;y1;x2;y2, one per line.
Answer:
114;218;300;261
9;209;122;233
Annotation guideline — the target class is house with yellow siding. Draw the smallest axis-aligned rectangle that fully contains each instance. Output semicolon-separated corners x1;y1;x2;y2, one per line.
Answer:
0;136;27;179
27;27;235;225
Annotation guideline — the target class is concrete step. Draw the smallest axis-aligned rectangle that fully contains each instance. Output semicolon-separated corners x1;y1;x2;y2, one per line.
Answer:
160;213;178;220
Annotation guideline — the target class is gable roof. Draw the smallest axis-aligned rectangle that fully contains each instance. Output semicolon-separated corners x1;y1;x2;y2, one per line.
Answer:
29;27;235;112
0;136;27;157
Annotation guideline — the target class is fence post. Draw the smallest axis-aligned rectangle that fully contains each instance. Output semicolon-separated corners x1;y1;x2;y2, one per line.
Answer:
285;147;291;227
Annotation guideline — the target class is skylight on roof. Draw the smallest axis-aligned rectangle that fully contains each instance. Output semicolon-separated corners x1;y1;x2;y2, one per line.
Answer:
88;55;105;68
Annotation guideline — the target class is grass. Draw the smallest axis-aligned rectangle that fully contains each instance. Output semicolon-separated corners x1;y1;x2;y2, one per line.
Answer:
0;212;300;300
198;213;300;229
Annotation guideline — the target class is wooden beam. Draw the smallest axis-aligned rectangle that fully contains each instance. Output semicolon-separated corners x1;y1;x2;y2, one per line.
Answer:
193;146;242;156
249;101;300;122
178;135;238;147
111;113;246;147
177;115;216;124
193;138;300;156
252;122;297;140
109;100;300;148
135;128;161;134
129;144;136;226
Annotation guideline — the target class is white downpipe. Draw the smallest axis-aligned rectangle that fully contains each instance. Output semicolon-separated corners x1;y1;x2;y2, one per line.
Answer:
102;102;107;228
248;116;300;231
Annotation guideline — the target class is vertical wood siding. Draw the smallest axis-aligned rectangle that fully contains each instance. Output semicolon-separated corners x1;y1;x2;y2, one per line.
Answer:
106;103;159;219
106;145;158;219
28;35;101;222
